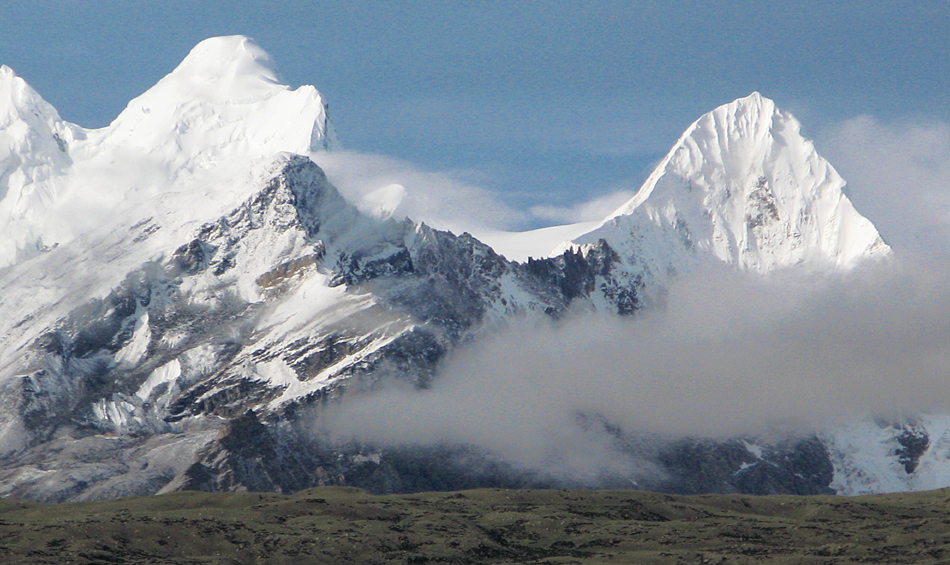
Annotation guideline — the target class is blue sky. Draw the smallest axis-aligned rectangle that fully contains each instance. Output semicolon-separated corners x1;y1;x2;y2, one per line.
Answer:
3;1;950;236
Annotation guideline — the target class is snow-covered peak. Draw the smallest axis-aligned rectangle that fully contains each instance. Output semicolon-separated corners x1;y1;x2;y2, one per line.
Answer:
606;92;775;220
568;92;889;283
0;36;338;269
1;65;55;125
89;35;336;166
167;35;282;97
124;35;289;110
0;64;74;175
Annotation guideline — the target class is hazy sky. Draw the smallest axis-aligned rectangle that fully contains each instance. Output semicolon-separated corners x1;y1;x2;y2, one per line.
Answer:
3;1;949;236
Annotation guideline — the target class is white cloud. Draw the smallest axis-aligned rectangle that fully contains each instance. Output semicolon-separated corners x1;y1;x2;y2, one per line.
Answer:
310;150;527;233
528;189;635;224
819;116;950;252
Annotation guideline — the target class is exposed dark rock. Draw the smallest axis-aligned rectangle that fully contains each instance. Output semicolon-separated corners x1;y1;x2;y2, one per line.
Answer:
896;425;930;474
734;438;835;495
169;239;212;277
165;462;217;493
331;248;414;286
526;248;596;301
658;436;834;496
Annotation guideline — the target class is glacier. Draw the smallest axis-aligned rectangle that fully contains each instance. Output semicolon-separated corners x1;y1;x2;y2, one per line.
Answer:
0;35;938;501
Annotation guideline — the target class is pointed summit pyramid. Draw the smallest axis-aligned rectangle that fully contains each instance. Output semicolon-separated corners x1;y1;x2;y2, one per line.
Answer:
94;35;336;165
566;93;889;282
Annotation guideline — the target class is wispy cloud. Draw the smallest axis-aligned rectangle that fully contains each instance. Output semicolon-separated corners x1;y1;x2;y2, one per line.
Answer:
528;190;635;224
312;150;644;235
310;150;527;233
819;116;950;252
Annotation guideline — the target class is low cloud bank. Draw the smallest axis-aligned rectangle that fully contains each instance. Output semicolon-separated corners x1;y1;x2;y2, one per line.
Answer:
319;254;950;479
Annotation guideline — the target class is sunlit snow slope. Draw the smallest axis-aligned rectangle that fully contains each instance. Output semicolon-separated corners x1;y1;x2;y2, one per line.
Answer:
0;35;335;268
563;93;889;288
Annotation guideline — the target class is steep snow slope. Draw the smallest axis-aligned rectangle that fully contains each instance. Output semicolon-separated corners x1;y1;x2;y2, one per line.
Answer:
564;93;889;291
0;65;82;266
0;35;335;268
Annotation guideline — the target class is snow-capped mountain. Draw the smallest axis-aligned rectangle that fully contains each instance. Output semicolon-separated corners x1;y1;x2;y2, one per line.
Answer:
560;92;889;298
0;36;929;501
0;35;335;269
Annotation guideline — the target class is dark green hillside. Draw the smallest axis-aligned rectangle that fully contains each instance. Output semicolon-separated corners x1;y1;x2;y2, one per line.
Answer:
1;486;948;564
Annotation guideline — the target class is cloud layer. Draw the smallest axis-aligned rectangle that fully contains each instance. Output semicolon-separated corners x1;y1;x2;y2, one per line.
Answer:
320;254;950;479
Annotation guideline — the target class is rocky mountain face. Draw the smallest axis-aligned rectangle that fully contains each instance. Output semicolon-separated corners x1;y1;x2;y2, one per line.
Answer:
0;36;930;502
0;152;639;501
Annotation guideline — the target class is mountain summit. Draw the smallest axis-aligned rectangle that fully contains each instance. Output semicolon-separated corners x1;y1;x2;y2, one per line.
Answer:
0;35;335;269
565;92;889;287
97;35;336;165
0;65;79;266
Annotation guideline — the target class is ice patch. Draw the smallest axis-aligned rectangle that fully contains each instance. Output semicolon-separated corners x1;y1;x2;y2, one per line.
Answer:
474;221;600;263
743;440;764;459
354;452;382;464
114;311;151;366
137;359;182;401
92;397;140;429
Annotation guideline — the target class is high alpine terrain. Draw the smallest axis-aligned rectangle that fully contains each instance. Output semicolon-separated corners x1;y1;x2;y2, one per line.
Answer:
0;36;934;501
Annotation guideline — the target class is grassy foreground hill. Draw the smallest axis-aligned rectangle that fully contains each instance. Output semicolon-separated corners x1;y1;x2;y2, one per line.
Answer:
0;486;948;564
